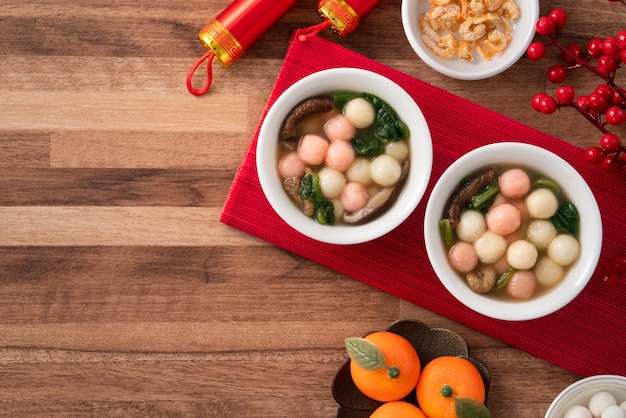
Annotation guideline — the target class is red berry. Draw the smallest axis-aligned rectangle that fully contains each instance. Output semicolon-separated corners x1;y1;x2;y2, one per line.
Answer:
588;92;610;111
547;65;567;83
621;49;626;65
602;155;622;173
611;256;626;274
548;9;567;30
600;133;622;152
602;37;621;56
594;85;615;102
597;55;619;74
618;30;626;49
527;42;547;61
556;86;575;105
587;38;604;57
563;44;582;64
532;93;558;114
535;16;556;36
614;89;626;107
585;146;605;164
576;95;590;111
606;106;626;126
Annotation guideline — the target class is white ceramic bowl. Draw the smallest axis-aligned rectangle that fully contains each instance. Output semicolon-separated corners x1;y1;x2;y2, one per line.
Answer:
256;68;433;245
401;0;539;80
423;143;602;321
545;375;626;418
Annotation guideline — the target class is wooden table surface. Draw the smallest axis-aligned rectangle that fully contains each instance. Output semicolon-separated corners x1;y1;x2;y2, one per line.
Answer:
1;0;624;416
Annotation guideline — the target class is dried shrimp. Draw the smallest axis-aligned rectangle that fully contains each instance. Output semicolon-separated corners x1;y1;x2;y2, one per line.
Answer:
419;0;520;61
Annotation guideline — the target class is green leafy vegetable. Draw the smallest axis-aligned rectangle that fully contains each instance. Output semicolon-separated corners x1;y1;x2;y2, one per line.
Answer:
351;132;385;157
493;268;516;292
439;218;454;249
361;93;409;142
533;178;561;194
331;91;358;109
551;202;579;236
469;181;500;213
300;173;335;225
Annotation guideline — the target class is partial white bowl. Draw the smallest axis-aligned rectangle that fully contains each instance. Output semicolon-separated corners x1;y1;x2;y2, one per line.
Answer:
401;0;539;80
424;143;602;321
256;68;433;245
545;375;626;418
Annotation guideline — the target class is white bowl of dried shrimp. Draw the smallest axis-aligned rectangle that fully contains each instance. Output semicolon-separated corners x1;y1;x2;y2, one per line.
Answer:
401;0;539;80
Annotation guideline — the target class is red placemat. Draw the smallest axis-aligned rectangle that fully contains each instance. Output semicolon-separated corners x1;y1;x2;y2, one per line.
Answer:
220;31;626;377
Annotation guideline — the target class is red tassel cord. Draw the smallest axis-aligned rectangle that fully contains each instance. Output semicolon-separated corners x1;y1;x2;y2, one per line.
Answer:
186;51;214;97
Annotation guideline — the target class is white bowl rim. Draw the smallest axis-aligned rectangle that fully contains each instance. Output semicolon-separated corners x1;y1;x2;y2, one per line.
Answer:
544;374;626;418
424;142;602;321
256;67;433;245
401;0;540;80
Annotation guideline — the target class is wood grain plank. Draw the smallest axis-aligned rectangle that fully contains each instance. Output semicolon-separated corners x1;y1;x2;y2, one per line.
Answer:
50;131;249;169
0;131;50;167
0;168;231;206
0;246;398;324
0;207;252;246
0;92;247;132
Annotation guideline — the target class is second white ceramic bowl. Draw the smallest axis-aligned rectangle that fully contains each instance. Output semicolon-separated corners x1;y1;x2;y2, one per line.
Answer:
424;143;602;321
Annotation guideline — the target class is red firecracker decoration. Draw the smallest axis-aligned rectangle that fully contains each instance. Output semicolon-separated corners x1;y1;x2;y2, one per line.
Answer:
299;0;384;40
187;0;300;96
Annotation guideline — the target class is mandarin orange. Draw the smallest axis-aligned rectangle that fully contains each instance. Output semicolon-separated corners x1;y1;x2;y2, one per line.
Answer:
347;331;420;402
415;356;486;418
370;400;427;418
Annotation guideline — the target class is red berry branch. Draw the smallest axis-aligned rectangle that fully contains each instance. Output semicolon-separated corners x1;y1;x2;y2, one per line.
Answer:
527;8;626;174
526;5;626;287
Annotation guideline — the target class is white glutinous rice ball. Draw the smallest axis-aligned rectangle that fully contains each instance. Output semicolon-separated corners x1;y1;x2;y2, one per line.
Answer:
370;154;402;187
547;234;581;266
589;391;617;418
602;405;626;418
384;140;409;163
534;255;564;286
456;210;487;243
318;167;346;200
506;240;538;270
343;97;376;129
345;157;372;185
473;230;507;264
526;188;559;219
564;405;592;418
527;219;558;249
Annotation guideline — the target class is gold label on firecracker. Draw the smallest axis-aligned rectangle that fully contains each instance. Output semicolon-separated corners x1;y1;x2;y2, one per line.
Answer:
197;19;243;68
318;0;360;36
